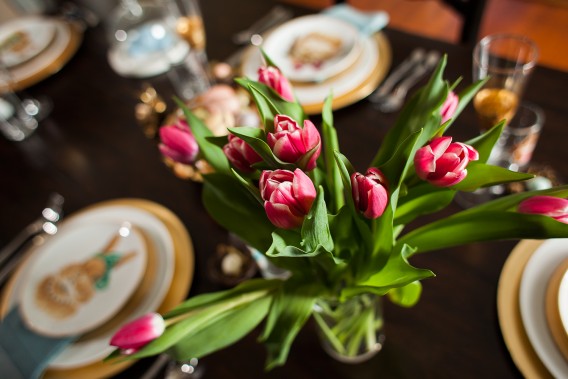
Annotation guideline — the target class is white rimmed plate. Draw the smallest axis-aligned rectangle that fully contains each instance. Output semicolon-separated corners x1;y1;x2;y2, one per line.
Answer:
519;238;568;378
262;15;361;83
242;32;379;112
19;222;147;337
5;204;175;369
0;17;56;67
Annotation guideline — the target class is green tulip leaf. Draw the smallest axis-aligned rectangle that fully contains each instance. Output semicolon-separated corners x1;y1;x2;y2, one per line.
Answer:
171;295;272;360
387;280;423;307
202;173;274;252
321;93;343;212
398;211;568;255
465;121;506;163
395;183;455;224
452;162;534;191
260;280;321;370
342;244;434;299
302;186;334;253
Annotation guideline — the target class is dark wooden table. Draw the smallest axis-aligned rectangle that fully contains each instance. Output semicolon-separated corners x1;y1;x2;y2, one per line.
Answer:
1;0;566;377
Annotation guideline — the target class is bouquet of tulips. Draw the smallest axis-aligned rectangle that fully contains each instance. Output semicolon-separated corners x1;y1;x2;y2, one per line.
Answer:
107;54;568;369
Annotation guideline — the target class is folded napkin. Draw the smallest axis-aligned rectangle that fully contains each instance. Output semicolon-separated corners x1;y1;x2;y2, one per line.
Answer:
0;307;75;379
322;4;389;36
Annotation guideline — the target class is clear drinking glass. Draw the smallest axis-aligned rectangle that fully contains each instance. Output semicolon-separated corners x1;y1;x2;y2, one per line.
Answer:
472;34;539;132
106;0;210;100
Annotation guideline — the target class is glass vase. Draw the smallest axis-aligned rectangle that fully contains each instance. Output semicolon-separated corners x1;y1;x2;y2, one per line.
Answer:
313;293;385;364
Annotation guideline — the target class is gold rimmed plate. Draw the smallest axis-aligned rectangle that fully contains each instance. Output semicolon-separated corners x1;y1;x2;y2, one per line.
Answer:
0;199;194;378
0;17;82;92
497;239;553;378
240;32;391;115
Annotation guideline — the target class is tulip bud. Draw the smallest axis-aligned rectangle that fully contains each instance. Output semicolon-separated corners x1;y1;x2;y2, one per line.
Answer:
110;313;165;354
259;169;316;229
159;120;199;164
518;196;568;224
440;91;459;124
258;66;294;102
267;115;321;171
223;133;263;173
414;136;479;187
351;168;389;219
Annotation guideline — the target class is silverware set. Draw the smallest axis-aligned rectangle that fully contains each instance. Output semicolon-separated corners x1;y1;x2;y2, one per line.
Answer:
0;192;64;286
369;48;441;113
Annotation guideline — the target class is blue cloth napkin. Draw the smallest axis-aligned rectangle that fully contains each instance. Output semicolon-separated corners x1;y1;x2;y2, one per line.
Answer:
322;4;389;36
0;307;75;379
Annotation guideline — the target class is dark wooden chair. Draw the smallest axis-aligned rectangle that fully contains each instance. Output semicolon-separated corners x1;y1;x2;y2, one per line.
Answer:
442;0;487;44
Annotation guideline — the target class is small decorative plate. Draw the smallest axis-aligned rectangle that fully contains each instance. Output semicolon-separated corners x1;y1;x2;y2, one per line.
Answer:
0;17;56;67
262;15;362;83
19;222;147;338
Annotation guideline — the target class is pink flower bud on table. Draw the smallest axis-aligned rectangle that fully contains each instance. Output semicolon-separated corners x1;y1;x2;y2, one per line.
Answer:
518;195;568;223
259;169;316;229
110;312;165;354
414;136;479;187
351;168;389;219
267;115;321;171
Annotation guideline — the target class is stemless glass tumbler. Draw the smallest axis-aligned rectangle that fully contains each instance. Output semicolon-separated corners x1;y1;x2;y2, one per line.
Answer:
472;34;539;132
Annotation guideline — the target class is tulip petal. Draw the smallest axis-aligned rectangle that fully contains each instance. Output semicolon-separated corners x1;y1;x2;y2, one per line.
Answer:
110;313;165;351
264;202;304;229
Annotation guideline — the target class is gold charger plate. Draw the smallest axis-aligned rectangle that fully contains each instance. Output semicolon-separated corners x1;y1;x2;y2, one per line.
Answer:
0;19;82;93
0;198;194;379
239;32;391;115
497;239;553;378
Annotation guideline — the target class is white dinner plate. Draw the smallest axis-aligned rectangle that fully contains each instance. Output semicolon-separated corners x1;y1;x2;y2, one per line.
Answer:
19;222;147;337
242;31;379;113
262;15;362;83
0;17;56;67
5;204;175;369
519;238;568;378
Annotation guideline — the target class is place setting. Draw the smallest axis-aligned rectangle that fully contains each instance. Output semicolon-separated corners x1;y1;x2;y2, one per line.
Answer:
238;4;392;115
0;14;82;92
0;198;194;379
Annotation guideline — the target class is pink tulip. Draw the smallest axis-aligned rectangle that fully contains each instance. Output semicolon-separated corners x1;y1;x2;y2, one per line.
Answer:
351;168;389;219
159;120;199;164
414;136;479;187
258;66;294;102
259;169;316;229
110;313;165;354
267;115;321;171
518;196;568;223
440;91;459;124
223;133;263;173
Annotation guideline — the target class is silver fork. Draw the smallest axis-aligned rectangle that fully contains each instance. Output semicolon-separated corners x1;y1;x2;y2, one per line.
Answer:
376;50;441;113
0;192;64;268
368;48;426;104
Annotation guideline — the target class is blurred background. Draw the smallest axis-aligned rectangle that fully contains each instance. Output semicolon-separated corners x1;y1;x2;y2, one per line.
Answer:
0;0;567;72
